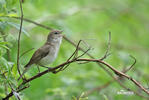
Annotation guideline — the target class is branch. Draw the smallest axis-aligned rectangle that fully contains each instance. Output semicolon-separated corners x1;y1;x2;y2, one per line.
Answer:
1;16;53;30
3;56;149;99
76;58;149;95
52;40;83;73
80;80;112;98
122;55;136;73
80;60;149;99
3;40;89;99
100;32;111;60
17;0;23;77
2;86;29;100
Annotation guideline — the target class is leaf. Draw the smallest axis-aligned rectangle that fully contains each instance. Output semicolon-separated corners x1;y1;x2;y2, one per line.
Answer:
0;93;5;98
0;13;5;16
7;22;30;36
0;57;11;70
72;96;77;100
7;13;18;17
0;41;10;50
103;94;109;100
0;41;9;45
0;44;9;50
11;64;17;78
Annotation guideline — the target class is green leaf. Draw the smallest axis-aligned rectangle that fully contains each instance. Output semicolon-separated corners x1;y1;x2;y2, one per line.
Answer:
0;93;5;98
7;13;18;17
0;41;9;45
103;94;109;100
0;57;10;69
0;44;9;50
72;96;77;100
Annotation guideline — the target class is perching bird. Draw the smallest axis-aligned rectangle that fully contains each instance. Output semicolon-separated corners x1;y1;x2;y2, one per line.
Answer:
18;30;63;80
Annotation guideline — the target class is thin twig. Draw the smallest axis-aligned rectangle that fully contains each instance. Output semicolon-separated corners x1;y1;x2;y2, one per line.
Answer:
2;86;29;100
100;32;111;60
1;16;53;30
67;40;82;61
81;80;112;98
2;16;94;58
17;0;24;77
20;48;34;58
50;40;90;73
79;59;149;99
3;54;149;99
1;71;22;100
51;40;82;73
122;55;136;73
1;16;95;58
62;40;91;71
76;58;149;95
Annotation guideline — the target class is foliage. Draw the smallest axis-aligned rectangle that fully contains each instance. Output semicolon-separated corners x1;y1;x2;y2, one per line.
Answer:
0;0;149;100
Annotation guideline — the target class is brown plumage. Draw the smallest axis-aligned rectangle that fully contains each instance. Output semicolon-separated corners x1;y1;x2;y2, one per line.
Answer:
25;44;51;68
18;30;63;80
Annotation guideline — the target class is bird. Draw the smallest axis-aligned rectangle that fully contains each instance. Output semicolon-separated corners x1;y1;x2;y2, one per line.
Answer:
18;30;63;80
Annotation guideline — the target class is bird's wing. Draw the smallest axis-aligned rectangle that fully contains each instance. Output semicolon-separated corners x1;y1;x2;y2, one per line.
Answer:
25;44;50;67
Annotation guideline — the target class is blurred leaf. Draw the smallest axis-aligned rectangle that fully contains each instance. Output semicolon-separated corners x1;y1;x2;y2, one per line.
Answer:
72;96;77;100
0;44;9;50
0;41;9;50
7;13;18;17
0;21;8;30
0;93;5;98
0;41;9;45
11;64;17;78
103;94;109;100
0;57;11;70
7;22;29;36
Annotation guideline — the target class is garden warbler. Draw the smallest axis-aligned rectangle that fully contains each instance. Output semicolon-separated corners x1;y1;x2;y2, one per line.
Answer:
18;30;63;80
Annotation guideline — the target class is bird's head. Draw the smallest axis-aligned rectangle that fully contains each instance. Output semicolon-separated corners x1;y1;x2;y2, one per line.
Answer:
47;30;63;43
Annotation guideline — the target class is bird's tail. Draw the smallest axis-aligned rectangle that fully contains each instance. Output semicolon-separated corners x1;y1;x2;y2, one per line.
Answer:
18;64;30;80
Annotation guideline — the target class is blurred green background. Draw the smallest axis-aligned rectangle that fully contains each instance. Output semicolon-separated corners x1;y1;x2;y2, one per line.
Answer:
0;0;149;100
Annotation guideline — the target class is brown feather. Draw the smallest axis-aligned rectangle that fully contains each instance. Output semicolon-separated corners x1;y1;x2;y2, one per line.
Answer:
25;44;51;67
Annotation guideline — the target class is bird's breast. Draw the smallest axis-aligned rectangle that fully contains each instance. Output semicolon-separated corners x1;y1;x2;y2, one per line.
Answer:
39;42;61;65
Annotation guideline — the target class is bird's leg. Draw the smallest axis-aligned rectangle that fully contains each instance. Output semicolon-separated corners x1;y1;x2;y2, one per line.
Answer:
37;65;40;73
38;64;57;74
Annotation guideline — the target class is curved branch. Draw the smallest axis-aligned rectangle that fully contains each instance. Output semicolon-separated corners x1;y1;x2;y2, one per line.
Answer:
3;58;149;99
76;58;149;95
17;0;24;77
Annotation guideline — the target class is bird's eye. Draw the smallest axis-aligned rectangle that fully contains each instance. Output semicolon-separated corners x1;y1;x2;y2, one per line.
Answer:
54;32;58;34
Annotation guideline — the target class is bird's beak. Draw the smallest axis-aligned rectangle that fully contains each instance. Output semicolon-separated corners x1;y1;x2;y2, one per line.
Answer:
59;30;64;37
